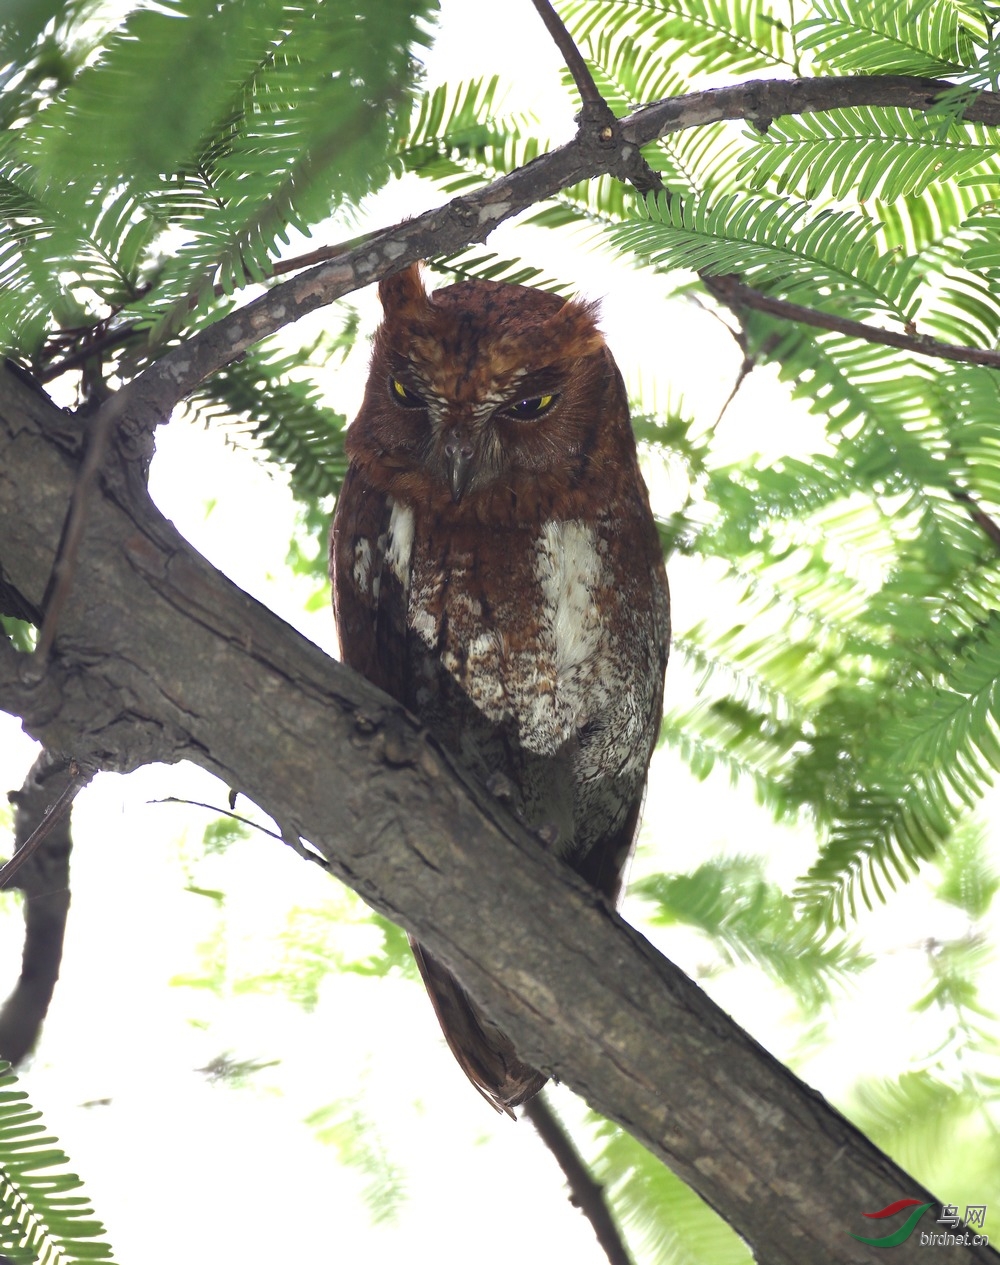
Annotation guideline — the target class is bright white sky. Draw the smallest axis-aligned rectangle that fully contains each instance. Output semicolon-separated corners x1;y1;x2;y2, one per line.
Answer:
0;2;997;1262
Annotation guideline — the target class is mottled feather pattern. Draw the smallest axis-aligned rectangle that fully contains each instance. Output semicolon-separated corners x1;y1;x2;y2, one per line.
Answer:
332;263;669;1114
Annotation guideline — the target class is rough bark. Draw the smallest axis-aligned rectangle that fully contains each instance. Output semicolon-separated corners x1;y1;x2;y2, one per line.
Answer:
0;751;76;1063
0;370;995;1264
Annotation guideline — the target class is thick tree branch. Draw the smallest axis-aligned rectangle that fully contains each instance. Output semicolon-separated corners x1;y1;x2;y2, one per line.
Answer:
1;373;996;1263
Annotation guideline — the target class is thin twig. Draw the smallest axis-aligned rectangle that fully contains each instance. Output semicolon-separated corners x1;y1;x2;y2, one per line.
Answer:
529;0;613;121
150;796;283;841
0;762;88;891
522;1095;633;1265
151;796;333;871
704;273;1000;370
952;489;1000;550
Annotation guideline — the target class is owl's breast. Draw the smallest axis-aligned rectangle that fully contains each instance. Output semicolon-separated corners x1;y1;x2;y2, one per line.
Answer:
390;507;657;776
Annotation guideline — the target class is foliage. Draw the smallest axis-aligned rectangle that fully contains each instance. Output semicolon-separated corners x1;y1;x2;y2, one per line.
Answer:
0;0;437;359
306;1098;408;1226
0;1061;116;1263
567;1104;753;1265
634;857;872;1011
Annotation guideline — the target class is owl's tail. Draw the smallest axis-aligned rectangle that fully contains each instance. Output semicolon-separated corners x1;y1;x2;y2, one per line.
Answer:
409;938;547;1117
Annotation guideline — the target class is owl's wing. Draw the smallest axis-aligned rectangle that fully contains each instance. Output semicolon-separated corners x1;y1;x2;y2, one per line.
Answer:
330;464;408;700
572;533;670;905
409;941;547;1118
333;468;548;1115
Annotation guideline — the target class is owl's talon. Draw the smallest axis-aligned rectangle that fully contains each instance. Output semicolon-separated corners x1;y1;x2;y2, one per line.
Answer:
486;771;517;802
536;823;560;849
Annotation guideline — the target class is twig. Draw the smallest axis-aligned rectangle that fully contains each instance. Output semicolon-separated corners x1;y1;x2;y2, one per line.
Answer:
529;0;614;123
530;0;664;194
151;796;333;871
952;489;1000;550
0;761;88;891
704;272;1000;370
39;236;375;385
150;795;284;841
522;1095;633;1265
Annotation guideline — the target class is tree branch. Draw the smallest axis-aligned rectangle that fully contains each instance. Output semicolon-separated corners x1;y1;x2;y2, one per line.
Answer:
523;1095;633;1265
106;75;1000;437
703;273;1000;370
529;0;615;125
0;752;82;1063
1;370;996;1263
952;489;1000;550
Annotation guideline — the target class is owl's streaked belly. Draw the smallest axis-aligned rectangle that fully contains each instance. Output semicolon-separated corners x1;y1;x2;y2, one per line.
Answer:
383;498;658;802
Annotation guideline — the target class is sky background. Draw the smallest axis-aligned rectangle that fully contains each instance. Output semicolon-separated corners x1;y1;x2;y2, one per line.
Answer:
0;1;996;1261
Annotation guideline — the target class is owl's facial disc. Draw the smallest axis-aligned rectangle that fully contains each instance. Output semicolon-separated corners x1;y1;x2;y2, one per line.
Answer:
382;350;571;502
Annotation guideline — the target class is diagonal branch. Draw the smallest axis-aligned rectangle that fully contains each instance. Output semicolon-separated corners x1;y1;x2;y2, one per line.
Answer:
529;0;615;125
703;273;1000;371
523;1094;633;1265
108;75;1000;437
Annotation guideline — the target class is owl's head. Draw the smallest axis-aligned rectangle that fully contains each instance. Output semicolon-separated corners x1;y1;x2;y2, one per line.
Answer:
345;263;632;515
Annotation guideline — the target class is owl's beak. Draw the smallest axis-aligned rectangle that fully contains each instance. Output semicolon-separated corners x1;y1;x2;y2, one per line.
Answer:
443;436;475;503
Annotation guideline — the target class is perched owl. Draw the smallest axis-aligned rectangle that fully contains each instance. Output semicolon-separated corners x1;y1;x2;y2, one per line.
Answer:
331;263;670;1115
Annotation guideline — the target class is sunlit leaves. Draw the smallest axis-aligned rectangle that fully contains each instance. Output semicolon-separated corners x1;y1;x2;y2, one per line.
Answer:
579;1110;752;1264
307;1099;408;1226
0;0;438;359
636;858;872;1011
738;107;1000;202
935;821;1000;919
563;0;793;79
191;325;355;503
797;0;979;77
611;191;921;322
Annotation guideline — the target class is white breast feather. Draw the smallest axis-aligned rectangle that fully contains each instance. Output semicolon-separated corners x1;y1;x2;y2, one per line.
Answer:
536;520;604;681
385;500;414;583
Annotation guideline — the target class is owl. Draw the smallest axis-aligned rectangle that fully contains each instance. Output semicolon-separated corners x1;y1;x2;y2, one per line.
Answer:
331;263;670;1116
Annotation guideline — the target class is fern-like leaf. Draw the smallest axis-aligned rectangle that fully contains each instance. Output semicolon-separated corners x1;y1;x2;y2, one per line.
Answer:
796;0;980;77
638;856;872;1011
611;191;921;321
563;0;793;79
0;1061;116;1262
738;106;1000;202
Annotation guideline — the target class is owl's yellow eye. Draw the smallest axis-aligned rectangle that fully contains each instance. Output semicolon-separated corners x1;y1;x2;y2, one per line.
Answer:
388;376;425;408
507;393;557;418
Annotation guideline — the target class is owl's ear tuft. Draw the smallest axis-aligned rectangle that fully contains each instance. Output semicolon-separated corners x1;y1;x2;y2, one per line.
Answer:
542;297;606;360
491;295;606;374
378;263;431;322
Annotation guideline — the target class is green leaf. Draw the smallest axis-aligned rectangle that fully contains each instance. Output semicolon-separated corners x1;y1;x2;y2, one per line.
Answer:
636;858;871;1011
0;1062;117;1261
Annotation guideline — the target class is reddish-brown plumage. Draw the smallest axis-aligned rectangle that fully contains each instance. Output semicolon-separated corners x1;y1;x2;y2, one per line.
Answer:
331;263;669;1115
